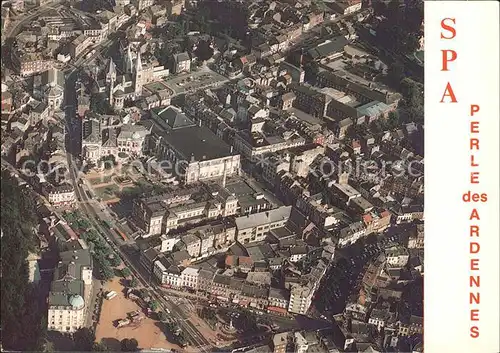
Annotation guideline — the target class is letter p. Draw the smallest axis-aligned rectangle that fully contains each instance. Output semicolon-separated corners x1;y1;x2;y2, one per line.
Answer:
470;104;480;116
441;50;457;71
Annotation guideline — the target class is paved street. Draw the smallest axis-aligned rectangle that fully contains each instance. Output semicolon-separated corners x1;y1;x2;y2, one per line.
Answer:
59;20;213;349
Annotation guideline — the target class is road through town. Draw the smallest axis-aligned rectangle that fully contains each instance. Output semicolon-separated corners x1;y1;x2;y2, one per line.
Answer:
57;7;373;352
62;33;211;353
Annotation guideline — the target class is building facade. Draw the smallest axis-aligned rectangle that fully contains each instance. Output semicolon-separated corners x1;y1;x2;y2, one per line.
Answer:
47;249;93;333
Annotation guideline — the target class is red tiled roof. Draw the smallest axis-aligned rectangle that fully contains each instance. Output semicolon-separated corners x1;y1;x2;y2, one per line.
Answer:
225;255;236;267
238;256;254;266
380;210;390;218
268;306;288;314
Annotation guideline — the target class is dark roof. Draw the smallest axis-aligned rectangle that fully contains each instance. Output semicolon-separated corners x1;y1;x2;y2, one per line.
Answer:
351;321;371;335
143;247;160;263
290;245;308;255
48;248;91;306
198;268;215;281
154;123;233;161
213;274;231;286
174;52;190;62
241;284;268;298
170;250;190;263
152;106;196;130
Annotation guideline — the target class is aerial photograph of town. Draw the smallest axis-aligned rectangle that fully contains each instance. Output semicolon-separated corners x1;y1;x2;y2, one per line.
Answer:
0;0;424;352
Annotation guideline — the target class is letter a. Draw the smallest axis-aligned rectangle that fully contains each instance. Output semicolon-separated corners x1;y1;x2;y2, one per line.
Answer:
440;82;458;103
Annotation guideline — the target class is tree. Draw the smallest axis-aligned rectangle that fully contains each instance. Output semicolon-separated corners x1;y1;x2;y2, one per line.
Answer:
239;312;258;332
194;40;214;62
157;311;168;322
373;0;423;55
121;267;131;278
387;111;400;129
90;93;112;115
400;78;423;107
73;327;96;351
92;340;109;351
200;307;217;321
149;300;159;312
100;262;115;281
99;155;117;170
139;288;150;300
399;78;424;123
43;341;55;353
387;61;405;88
1;171;44;351
154;45;172;67
121;338;139;352
129;277;139;288
369;120;383;134
108;254;121;267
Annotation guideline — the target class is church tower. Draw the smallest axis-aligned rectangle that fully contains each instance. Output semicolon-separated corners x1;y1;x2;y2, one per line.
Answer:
106;58;116;83
106;59;116;104
134;51;143;96
125;44;134;73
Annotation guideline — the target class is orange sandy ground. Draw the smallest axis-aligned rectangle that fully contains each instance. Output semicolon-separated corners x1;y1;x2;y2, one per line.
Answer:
95;278;182;351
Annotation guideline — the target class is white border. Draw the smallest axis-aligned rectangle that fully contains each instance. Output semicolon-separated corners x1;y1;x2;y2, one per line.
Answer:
425;1;500;352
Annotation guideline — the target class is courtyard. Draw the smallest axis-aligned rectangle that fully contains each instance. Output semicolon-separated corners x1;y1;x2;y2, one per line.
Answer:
85;166;170;209
160;67;228;95
95;278;182;351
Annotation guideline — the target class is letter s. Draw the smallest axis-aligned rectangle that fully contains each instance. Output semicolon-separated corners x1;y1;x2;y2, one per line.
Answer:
441;18;456;39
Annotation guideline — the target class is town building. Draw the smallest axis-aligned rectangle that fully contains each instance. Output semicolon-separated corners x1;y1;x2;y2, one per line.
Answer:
44;183;75;207
81;114;151;164
235;206;292;244
149;106;241;184
47;248;93;333
173;52;191;73
33;68;65;110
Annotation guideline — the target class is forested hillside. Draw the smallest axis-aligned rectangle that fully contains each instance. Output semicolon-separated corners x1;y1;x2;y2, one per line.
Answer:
1;169;46;350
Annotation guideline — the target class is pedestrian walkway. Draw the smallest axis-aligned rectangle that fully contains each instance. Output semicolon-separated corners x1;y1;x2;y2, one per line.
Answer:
160;287;207;300
85;279;102;328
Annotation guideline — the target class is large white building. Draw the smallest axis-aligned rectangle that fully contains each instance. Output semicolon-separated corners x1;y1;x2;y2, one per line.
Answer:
33;68;65;111
153;255;182;287
106;48;169;111
81;115;151;164
181;266;199;289
132;186;238;237
235;206;292;244
47;248;93;333
385;246;409;268
288;284;313;315
149;106;241;184
44;183;75;207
